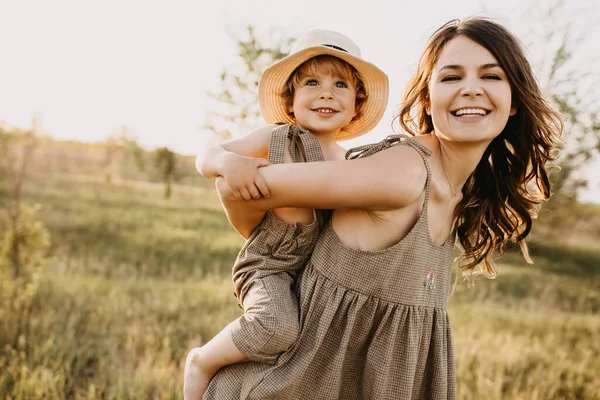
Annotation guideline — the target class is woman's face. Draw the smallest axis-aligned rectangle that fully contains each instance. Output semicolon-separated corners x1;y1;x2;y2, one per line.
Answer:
428;35;516;144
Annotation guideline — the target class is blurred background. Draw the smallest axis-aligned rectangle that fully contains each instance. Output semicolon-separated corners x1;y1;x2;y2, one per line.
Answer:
1;0;599;399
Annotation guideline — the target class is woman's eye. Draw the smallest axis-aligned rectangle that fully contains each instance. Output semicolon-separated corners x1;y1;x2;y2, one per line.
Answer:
335;81;348;88
483;74;501;80
441;75;460;82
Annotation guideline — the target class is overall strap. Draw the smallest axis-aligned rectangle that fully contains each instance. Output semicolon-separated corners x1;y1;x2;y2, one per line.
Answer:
346;134;434;212
267;124;325;164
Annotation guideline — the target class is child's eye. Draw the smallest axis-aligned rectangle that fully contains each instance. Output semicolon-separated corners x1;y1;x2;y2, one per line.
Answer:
335;81;348;88
441;75;460;82
305;79;318;86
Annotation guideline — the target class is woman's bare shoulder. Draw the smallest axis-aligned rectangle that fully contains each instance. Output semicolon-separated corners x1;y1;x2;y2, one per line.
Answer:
366;140;429;180
343;142;429;208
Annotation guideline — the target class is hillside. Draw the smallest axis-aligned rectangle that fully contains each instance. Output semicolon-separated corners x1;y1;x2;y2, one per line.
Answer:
0;136;599;399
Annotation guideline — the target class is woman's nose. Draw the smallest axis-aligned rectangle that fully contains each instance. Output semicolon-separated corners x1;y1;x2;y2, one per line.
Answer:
460;77;483;97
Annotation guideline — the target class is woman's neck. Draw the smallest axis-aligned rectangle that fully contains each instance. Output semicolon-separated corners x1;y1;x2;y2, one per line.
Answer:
432;134;491;193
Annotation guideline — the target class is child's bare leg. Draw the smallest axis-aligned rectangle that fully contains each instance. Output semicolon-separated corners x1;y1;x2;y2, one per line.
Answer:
183;321;248;400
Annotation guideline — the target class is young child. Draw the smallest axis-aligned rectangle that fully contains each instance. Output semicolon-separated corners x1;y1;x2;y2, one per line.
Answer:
184;29;389;399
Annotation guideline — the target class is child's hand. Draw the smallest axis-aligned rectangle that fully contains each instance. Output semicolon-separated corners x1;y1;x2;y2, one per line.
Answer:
221;153;271;200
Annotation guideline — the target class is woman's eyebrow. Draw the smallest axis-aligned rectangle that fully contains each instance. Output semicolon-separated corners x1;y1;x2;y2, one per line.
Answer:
438;64;462;73
481;63;501;69
438;62;502;73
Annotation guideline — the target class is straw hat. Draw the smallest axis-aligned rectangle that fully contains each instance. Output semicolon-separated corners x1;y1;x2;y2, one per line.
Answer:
258;29;389;141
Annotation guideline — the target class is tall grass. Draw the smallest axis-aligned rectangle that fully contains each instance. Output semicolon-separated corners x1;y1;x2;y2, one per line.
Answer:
452;304;598;399
0;274;241;399
1;155;599;399
8;171;243;280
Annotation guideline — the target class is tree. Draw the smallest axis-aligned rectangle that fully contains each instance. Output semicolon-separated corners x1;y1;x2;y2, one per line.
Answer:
203;25;294;141
511;1;600;206
103;125;146;184
0;118;51;368
154;147;176;199
1;117;50;278
477;0;600;237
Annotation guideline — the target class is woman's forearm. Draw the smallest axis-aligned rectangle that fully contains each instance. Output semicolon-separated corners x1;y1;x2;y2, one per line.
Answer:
219;146;427;212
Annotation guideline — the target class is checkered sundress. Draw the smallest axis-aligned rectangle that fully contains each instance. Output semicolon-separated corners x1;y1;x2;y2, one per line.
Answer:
205;134;457;400
228;124;329;364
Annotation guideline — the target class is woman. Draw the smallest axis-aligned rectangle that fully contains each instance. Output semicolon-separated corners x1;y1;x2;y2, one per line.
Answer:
201;17;562;399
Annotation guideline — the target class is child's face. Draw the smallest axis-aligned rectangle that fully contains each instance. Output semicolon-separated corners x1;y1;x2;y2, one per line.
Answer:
291;70;357;137
428;35;516;144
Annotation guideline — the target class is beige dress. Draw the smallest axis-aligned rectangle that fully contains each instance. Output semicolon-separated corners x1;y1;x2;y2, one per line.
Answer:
205;134;457;400
229;124;329;364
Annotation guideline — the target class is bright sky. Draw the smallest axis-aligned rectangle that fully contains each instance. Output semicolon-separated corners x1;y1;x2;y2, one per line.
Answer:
1;0;599;201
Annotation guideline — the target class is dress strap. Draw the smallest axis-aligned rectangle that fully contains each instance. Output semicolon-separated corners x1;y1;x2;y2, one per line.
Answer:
268;124;325;164
345;134;434;212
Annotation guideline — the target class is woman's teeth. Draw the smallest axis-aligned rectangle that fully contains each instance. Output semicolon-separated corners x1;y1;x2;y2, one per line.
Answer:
453;108;488;116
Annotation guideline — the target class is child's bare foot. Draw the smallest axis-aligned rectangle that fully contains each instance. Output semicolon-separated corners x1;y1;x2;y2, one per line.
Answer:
183;323;249;399
183;347;215;400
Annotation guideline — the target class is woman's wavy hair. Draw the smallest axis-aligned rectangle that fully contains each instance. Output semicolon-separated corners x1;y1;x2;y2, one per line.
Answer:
397;17;563;277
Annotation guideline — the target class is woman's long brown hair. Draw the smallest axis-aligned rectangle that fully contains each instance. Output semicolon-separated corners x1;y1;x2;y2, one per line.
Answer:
397;18;564;276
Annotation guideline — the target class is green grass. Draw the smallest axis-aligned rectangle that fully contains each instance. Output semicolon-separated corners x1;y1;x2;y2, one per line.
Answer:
1;274;241;399
1;155;599;399
451;304;599;400
4;172;244;280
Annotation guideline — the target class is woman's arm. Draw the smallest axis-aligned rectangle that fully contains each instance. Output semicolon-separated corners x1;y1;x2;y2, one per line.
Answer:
216;144;428;235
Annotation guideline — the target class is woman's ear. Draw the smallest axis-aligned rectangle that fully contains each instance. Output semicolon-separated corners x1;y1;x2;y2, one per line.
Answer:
509;105;517;116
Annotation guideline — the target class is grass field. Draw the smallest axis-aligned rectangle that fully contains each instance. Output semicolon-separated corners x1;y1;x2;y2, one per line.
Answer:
1;142;599;399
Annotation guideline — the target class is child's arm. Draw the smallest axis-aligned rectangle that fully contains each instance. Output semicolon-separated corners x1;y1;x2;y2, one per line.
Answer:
197;125;279;239
215;177;271;238
196;125;276;200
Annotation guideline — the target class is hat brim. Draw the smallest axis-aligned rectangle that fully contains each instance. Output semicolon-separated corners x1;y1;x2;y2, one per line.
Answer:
258;46;389;141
